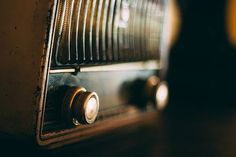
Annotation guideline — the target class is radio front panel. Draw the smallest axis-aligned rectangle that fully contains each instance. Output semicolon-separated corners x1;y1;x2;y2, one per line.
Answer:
37;0;169;147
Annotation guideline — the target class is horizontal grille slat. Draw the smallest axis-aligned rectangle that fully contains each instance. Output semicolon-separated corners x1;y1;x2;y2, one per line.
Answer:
50;0;164;68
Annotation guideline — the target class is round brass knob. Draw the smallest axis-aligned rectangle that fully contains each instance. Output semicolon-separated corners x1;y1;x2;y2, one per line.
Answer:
62;87;100;126
155;81;169;110
145;76;169;110
72;91;99;125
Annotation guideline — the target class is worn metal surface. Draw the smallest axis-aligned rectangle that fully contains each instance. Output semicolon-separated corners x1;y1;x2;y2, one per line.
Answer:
43;70;156;130
0;0;51;136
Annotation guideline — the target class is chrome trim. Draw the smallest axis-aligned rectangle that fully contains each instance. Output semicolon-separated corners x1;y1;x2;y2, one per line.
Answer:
80;60;160;72
50;69;76;73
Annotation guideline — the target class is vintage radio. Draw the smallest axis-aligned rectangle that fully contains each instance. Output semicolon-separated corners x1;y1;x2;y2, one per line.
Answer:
0;0;176;148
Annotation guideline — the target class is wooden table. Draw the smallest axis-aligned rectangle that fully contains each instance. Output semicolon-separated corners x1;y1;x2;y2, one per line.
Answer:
1;105;236;157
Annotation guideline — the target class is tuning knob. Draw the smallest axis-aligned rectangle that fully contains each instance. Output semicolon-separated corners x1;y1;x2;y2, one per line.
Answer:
145;76;169;110
62;87;100;126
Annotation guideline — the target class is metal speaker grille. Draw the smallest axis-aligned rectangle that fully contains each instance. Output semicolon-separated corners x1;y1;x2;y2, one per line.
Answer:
51;0;164;68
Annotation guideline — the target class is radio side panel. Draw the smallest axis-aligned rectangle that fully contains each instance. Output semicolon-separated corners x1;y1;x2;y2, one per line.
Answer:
0;0;50;136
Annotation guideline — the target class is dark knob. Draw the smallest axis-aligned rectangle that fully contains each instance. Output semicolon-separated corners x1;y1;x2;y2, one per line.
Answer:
62;87;100;126
145;76;169;110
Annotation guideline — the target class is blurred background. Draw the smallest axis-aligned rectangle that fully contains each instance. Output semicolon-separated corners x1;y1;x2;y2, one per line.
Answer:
166;0;236;112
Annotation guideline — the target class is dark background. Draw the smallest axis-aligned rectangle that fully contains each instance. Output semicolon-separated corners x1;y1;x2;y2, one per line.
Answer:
167;0;236;111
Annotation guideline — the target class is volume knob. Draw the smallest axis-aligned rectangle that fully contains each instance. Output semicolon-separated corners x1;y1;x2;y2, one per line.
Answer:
145;76;169;110
63;87;100;126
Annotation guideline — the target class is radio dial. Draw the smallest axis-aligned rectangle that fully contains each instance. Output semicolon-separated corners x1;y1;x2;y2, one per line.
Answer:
63;87;100;126
145;76;169;110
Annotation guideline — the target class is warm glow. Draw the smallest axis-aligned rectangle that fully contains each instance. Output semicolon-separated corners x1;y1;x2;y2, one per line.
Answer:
156;82;169;110
147;76;160;87
226;0;236;47
166;0;181;48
